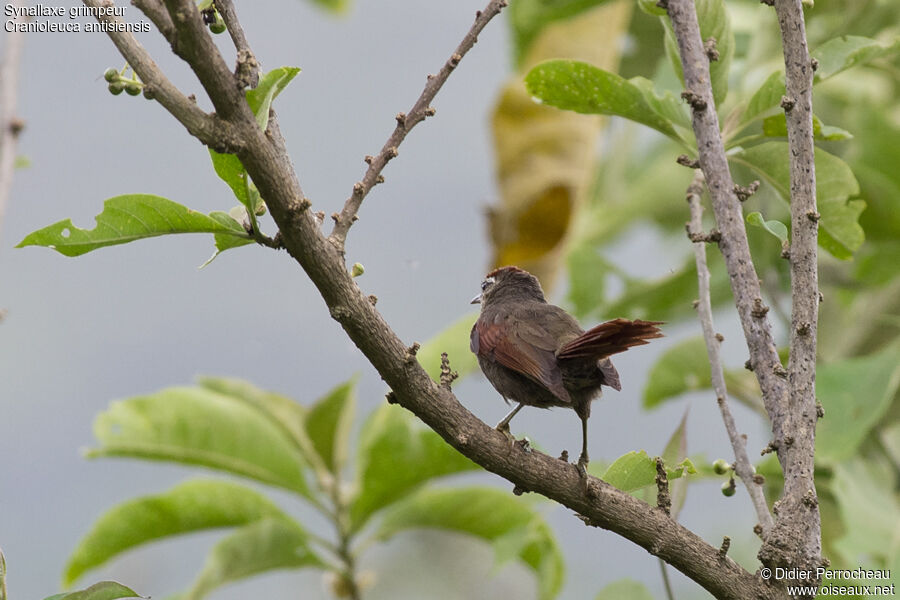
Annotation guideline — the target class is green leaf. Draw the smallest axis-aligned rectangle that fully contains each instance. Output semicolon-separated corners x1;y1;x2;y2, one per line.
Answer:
596;579;654;600
16;195;248;257
816;346;900;464
246;67;301;131
303;378;357;474
831;459;900;570
43;582;143;600
628;76;692;131
375;486;564;600
662;0;734;104
416;312;479;383
812;35;900;83
89;386;311;496
603;255;732;323
195;376;309;453
185;518;325;600
661;411;689;518
601;450;695;493
524;59;682;142
761;113;853;142
644;338;709;408
508;0;612;65
729;142;864;260
307;0;350;14
64;480;290;586
202;211;255;267
747;211;788;244
350;405;479;531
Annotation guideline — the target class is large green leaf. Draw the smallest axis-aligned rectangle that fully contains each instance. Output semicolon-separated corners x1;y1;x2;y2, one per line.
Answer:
350;405;479;531
246;67;301;132
729;142;864;260
761;113;853;142
16;195;248;257
662;0;733;104
508;0;612;65
184;518;324;600
195;376;309;453
816;346;900;464
64;480;290;586
43;582;143;600
416;312;479;383
375;486;564;600
596;579;654;600
303;378;357;474
524;60;682;143
735;70;785;133
89;386;310;496
812;35;900;83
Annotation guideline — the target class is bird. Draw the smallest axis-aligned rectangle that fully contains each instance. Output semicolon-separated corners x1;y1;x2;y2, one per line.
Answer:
469;266;664;474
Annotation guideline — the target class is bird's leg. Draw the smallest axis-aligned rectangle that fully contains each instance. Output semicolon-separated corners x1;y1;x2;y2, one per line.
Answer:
495;402;524;445
576;411;590;478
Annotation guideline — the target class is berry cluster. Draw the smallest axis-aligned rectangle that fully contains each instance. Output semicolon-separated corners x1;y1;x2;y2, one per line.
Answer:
103;67;153;100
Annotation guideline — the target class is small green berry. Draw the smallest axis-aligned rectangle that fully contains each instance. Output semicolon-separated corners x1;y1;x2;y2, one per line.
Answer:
712;459;730;475
209;20;226;34
103;68;119;83
108;81;125;95
142;87;156;101
125;82;142;96
351;263;365;277
721;479;736;497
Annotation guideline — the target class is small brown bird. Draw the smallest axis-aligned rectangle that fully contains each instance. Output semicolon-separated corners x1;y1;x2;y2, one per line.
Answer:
470;266;663;473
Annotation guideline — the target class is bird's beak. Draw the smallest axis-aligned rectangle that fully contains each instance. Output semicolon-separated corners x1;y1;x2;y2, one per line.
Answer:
470;293;482;305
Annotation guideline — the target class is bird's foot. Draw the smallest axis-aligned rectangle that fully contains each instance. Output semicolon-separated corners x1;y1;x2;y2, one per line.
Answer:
576;453;590;479
495;422;517;446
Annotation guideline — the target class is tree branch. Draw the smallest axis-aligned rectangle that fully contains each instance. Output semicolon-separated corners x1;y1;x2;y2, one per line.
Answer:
763;0;822;577
83;0;238;151
215;0;260;88
0;0;26;240
327;0;509;253
88;2;787;597
686;171;774;533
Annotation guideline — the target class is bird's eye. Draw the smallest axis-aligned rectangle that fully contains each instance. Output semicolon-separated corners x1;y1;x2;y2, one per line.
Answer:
481;276;495;291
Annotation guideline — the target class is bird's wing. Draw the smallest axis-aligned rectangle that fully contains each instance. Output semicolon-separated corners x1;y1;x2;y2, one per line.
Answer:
557;318;664;360
471;313;571;403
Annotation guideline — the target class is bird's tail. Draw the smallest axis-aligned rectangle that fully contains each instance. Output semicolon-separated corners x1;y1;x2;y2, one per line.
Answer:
557;318;664;361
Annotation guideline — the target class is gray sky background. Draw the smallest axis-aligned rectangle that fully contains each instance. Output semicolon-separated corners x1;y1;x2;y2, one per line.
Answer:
1;1;770;598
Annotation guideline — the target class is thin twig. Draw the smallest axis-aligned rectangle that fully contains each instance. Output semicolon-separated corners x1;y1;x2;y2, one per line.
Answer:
215;0;260;88
768;0;822;575
0;0;26;240
686;171;774;532
327;0;509;253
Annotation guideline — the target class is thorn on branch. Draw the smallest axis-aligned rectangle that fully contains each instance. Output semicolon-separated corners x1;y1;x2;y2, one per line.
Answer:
558;449;569;462
687;225;722;243
715;332;725;342
677;154;700;169
386;391;398;404
424;106;436;117
780;95;796;112
353;182;364;196
405;342;421;362
704;37;720;62
811;58;819;71
751;298;769;318
395;112;406;126
761;441;778;456
816;401;824;419
806;210;820;222
364;155;374;164
512;484;527;496
733;180;760;201
692;299;700;309
753;524;764;537
718;536;731;559
387;146;399;158
375;175;385;185
681;90;707;112
744;359;754;371
439;352;459;391
331;212;340;223
819;290;825;303
655;457;671;516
